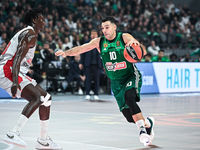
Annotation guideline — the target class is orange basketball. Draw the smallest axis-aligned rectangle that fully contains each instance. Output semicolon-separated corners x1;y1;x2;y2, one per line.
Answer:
124;44;146;63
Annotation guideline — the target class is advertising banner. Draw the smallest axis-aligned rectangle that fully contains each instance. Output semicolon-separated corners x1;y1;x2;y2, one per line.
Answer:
136;63;159;94
153;62;200;93
136;62;200;93
0;63;200;98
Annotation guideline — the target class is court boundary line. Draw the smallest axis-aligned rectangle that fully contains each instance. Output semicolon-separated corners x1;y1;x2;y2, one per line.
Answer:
0;135;126;150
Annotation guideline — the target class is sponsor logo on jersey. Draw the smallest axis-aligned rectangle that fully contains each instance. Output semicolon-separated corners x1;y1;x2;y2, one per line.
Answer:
105;61;127;71
116;41;120;46
116;46;122;49
104;43;108;48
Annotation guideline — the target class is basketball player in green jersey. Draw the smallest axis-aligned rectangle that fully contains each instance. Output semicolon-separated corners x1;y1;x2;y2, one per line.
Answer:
55;16;155;146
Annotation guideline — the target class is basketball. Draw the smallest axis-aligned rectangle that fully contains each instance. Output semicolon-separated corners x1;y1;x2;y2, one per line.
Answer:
124;44;146;63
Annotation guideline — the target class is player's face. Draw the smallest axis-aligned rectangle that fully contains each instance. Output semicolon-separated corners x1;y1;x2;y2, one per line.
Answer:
36;14;46;32
101;21;116;40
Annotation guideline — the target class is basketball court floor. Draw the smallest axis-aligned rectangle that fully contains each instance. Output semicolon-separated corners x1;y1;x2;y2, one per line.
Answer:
0;92;199;150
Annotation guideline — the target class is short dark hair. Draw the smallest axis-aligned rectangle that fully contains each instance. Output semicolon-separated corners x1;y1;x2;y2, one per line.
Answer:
24;8;44;26
101;16;117;25
159;49;165;53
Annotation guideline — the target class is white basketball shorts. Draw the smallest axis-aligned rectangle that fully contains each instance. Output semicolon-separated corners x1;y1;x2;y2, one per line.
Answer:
0;65;37;98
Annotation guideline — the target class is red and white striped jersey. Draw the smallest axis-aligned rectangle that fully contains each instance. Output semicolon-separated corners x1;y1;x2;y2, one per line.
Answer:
0;26;36;74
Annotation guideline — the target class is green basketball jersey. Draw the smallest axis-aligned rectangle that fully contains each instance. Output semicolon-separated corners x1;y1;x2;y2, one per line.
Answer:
99;32;139;80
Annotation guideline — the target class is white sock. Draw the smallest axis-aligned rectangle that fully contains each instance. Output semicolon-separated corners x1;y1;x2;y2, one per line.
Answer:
136;120;146;132
40;120;49;140
12;114;28;133
145;118;151;127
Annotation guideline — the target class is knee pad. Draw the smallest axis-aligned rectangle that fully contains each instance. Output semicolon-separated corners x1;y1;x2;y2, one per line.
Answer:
41;93;51;107
122;108;135;123
125;88;141;115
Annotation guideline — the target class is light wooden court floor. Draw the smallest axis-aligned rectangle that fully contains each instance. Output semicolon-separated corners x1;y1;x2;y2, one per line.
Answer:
0;93;200;150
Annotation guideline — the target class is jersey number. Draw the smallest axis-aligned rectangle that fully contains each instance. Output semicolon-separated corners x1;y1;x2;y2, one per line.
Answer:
109;52;117;60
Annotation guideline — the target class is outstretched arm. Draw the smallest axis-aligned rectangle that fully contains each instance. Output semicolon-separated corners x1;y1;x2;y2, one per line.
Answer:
12;29;37;98
55;37;100;57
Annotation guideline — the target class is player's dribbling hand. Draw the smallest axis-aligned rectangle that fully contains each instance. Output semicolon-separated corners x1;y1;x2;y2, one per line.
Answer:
11;83;21;98
55;50;67;58
126;39;140;47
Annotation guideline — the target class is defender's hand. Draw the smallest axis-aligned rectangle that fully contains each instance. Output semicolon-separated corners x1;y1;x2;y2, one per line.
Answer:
11;83;21;98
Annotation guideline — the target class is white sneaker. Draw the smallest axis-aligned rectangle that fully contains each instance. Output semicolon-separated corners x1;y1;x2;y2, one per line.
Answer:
78;88;83;95
94;95;99;100
3;131;27;147
146;117;155;143
85;95;91;100
89;90;94;95
139;130;151;146
36;136;62;149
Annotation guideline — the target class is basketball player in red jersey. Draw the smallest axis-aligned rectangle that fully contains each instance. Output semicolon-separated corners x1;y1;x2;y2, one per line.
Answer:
0;8;62;149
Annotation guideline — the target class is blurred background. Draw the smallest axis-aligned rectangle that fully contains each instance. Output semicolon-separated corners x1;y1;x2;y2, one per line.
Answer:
0;0;200;97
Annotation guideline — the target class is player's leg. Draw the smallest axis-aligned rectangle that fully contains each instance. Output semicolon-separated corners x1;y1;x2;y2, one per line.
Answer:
122;107;153;127
4;83;43;147
34;84;62;149
122;108;135;123
122;107;155;141
124;88;154;146
126;87;155;144
35;84;51;139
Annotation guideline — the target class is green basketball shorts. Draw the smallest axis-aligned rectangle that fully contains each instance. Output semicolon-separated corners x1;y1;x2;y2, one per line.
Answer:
111;74;142;111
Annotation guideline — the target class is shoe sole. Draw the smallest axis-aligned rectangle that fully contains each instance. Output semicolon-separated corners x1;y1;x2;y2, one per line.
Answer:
35;144;63;149
3;137;27;147
140;133;151;146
